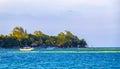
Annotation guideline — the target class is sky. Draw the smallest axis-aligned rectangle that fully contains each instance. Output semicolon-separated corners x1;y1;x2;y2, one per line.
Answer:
0;0;119;47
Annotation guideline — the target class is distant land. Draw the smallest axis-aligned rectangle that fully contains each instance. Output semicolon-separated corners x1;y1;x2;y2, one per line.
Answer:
0;27;87;48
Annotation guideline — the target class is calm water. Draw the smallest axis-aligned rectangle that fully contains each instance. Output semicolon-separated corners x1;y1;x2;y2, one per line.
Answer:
0;48;120;69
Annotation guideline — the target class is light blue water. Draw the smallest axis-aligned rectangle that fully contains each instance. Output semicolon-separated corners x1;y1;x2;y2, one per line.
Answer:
0;49;120;69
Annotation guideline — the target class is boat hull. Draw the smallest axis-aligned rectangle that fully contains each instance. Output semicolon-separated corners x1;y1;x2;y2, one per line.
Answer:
20;48;34;51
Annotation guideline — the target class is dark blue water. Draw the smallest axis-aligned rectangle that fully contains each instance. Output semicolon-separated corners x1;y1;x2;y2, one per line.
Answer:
0;49;120;69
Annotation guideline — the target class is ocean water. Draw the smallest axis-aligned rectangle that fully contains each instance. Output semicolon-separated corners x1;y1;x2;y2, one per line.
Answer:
0;48;120;69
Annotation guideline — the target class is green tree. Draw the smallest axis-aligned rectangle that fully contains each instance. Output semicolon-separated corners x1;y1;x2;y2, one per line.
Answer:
0;27;88;48
10;27;28;46
57;32;67;47
79;39;87;48
34;30;44;37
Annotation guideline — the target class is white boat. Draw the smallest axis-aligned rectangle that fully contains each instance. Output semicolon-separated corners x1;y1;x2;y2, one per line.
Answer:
46;47;55;50
20;47;34;51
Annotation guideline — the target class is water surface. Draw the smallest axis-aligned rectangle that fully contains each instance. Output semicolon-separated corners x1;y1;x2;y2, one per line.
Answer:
0;48;120;69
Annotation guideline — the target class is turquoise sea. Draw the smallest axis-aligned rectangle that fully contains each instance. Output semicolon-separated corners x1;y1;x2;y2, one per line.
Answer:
0;48;120;69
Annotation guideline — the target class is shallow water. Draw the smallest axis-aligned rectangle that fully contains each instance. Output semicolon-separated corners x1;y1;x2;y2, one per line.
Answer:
0;48;120;69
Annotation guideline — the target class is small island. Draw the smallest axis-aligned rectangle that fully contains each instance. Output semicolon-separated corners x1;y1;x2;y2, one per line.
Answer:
0;27;87;48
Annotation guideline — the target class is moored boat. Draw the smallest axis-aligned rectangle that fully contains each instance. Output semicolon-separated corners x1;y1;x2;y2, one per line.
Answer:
20;47;34;51
46;47;55;50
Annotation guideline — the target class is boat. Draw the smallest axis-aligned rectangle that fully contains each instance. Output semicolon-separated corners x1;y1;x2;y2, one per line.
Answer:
20;47;34;51
46;47;55;50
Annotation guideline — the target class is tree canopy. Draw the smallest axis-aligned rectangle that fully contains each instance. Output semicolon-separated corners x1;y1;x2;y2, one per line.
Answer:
0;27;88;48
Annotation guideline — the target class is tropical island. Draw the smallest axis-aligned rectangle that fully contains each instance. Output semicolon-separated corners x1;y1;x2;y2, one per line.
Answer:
0;27;87;48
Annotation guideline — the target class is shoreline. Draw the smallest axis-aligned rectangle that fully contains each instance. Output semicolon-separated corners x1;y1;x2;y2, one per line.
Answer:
0;47;120;51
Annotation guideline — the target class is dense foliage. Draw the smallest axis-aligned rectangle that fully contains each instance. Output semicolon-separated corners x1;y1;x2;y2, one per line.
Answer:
0;27;87;48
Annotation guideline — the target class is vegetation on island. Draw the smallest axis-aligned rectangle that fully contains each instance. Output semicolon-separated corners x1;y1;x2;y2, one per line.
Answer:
0;27;87;48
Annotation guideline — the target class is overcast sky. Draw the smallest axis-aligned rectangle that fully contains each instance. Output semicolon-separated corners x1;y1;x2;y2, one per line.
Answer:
0;0;119;47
